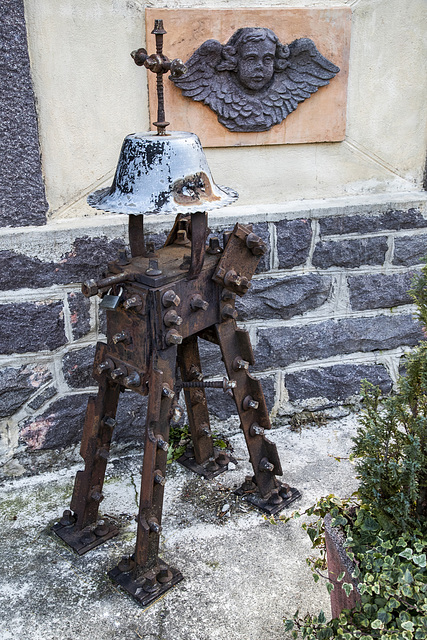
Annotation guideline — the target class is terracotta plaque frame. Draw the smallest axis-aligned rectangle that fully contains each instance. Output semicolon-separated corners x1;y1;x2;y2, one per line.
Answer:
146;7;351;147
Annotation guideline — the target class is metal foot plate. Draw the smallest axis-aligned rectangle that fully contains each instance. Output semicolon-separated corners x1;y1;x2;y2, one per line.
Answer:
177;448;237;480
235;482;301;516
51;519;119;555
109;560;183;608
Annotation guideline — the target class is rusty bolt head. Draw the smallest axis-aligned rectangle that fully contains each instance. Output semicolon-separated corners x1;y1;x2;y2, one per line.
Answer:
243;396;259;411
103;416;117;429
162;384;175;399
171;404;184;423
94;520;110;537
246;232;267;256
148;520;161;534
112;330;129;344
259;457;275;472
82;279;98;297
157;436;169;451
157;567;173;584
233;357;249;371
131;48;148;66
110;368;126;380
249;423;265;437
221;305;238;321
222;377;237;392
164;309;183;327
123;371;141;387
162;290;180;308
123;295;143;310
96;359;114;375
190;294;209;311
118;555;135;572
59;509;76;527
154;472;166;487
166;329;183;346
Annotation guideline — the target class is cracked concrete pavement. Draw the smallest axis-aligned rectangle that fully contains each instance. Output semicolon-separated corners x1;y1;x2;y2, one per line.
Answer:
1;413;360;640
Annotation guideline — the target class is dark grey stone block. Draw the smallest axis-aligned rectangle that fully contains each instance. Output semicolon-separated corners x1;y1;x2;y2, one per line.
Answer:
28;385;57;411
319;208;427;236
286;364;392;404
393;235;427;266
0;364;52;418
0;301;67;354
0;236;127;291
20;394;92;450
348;272;414;311
0;0;48;227
276;219;312;269
114;391;148;441
197;338;227;378
312;237;388;269
68;292;91;340
255;315;423;370
62;345;96;389
252;223;270;273
20;389;150;450
236;274;332;321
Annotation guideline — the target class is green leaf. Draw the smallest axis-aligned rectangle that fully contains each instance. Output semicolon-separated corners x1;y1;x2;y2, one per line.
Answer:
401;621;415;631
371;619;383;629
284;619;294;631
403;568;414;584
399;548;413;560
326;582;335;594
318;610;326;624
343;582;354;597
413;553;427;567
337;571;345;582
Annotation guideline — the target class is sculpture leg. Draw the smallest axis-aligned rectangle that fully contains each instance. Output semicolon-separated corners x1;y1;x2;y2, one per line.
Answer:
176;335;232;478
52;377;121;553
216;320;300;515
109;347;183;606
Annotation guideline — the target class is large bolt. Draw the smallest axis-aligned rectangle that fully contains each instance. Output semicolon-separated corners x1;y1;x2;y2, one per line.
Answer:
207;236;222;254
103;416;117;429
96;447;109;461
243;395;259;411
190;294;209;311
91;489;104;503
96;359;114;375
246;232;267;256
110;368;126;380
162;290;180;308
166;329;183;346
145;258;162;276
233;357;249;371
221;305;238;320
162;384;175;399
148;519;161;534
123;371;141;387
249;423;265;437
259;457;275;472
171;404;184;422
157;436;169;451
123;295;143;310
112;330;130;344
163;309;183;327
59;509;76;527
154;471;166;486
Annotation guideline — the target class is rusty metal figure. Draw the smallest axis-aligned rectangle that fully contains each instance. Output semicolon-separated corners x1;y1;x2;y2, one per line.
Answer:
52;20;300;607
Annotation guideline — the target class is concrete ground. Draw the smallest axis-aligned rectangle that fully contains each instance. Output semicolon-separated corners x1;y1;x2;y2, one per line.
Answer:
0;413;360;640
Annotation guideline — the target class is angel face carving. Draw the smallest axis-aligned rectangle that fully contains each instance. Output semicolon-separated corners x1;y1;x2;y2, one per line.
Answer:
171;27;340;133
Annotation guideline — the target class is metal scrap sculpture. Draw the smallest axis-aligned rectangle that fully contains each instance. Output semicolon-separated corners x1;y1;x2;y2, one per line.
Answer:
171;27;340;132
52;20;300;607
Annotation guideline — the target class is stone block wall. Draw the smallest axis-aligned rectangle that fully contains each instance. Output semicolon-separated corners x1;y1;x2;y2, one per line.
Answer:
1;195;426;464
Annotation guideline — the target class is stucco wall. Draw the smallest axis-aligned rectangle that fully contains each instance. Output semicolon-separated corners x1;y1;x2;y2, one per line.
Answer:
23;0;427;214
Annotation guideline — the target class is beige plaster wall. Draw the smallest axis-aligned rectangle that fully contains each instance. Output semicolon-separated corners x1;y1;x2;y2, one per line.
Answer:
24;0;427;214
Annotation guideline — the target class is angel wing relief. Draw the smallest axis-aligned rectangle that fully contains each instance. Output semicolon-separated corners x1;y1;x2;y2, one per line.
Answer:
171;27;340;133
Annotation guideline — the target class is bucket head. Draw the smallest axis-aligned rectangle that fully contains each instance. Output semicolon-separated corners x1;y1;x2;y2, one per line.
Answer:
88;131;238;215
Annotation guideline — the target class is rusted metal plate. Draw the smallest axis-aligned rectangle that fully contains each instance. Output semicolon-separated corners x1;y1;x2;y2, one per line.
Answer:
51;519;119;555
109;560;183;608
177;447;237;480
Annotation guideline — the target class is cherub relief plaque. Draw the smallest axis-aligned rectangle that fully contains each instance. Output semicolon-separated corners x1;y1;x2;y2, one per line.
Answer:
171;28;340;133
146;7;351;147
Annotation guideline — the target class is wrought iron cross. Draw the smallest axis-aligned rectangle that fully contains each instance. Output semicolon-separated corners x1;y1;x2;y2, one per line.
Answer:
131;20;186;135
